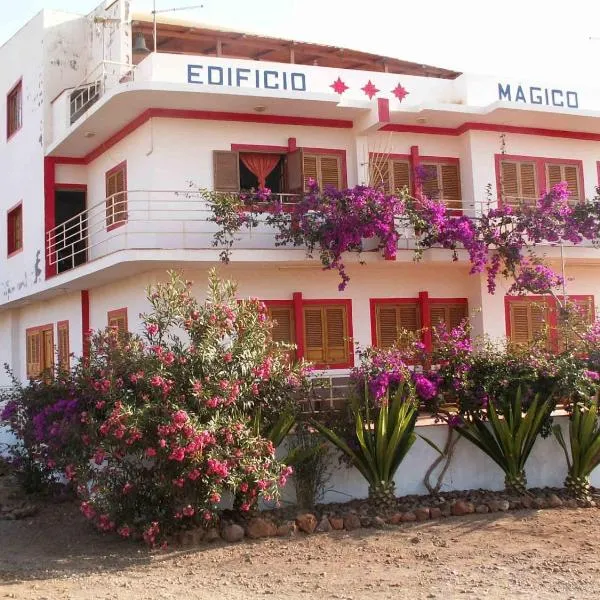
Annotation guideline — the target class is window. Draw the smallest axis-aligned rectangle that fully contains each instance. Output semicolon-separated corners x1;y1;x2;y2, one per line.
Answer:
7;203;23;256
213;148;345;196
264;297;352;368
105;162;127;230
546;163;581;204
371;296;468;352
498;155;584;208
26;325;53;380
7;80;22;139
108;308;128;332
557;295;595;351
369;157;411;194
57;321;70;371
420;161;462;214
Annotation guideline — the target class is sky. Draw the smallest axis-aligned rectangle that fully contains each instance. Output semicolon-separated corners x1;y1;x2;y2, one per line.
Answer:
1;0;600;83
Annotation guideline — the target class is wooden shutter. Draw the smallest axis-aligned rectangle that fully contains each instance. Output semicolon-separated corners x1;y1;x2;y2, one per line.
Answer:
501;161;537;207
391;160;411;193
57;321;70;370
286;148;304;193
26;329;42;379
546;163;580;204
421;164;440;199
108;309;128;332
106;164;127;228
213;150;240;192
42;328;54;375
319;156;341;190
519;163;537;201
508;299;549;347
303;154;319;191
440;164;461;212
430;302;468;349
303;304;349;365
268;307;294;344
375;302;420;348
368;157;390;190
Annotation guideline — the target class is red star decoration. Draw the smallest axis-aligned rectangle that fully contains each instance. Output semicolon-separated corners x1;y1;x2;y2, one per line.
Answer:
361;80;379;99
330;77;349;94
392;83;409;102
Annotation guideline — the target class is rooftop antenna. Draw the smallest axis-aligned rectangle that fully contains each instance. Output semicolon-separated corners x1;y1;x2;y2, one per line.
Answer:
152;1;205;53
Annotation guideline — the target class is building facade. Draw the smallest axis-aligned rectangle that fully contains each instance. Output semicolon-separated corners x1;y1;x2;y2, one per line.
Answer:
1;0;599;496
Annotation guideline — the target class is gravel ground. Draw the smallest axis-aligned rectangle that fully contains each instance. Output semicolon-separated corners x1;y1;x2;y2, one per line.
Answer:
1;502;599;599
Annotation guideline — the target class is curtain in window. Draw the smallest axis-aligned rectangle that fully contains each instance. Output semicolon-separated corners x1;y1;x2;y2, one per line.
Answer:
240;153;280;188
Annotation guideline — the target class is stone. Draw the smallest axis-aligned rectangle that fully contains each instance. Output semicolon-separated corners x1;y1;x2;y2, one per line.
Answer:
388;512;403;525
451;500;475;516
221;523;245;543
414;507;430;521
401;512;417;522
564;498;579;509
533;497;547;509
520;495;534;509
315;516;332;533
475;504;489;514
179;528;204;547
371;516;386;529
487;499;509;512
276;522;296;537
246;517;277;539
429;507;442;519
329;516;344;530
360;516;373;528
296;513;318;534
547;494;563;508
438;502;452;517
343;513;362;531
204;527;220;543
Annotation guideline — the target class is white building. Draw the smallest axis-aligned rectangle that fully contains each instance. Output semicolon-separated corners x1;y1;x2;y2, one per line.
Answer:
1;0;599;497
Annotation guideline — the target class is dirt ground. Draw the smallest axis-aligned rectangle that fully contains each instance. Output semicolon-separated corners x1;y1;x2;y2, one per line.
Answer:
1;503;599;600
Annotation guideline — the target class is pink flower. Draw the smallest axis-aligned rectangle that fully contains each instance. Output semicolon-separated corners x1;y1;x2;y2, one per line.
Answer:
223;352;233;363
584;370;599;381
209;492;221;504
65;464;76;481
169;447;185;462
80;501;96;520
145;447;157;457
146;323;159;336
172;477;185;488
172;410;189;426
150;375;165;388
118;525;132;538
122;482;134;494
182;505;195;517
188;469;201;480
240;502;250;512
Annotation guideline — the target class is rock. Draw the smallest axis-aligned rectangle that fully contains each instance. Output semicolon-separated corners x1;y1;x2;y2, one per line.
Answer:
329;516;344;530
451;500;474;516
6;504;38;519
388;512;403;525
315;516;332;533
360;516;373;528
401;512;417;522
438;503;452;517
533;497;547;509
221;523;245;543
204;527;220;543
371;516;386;529
520;495;534;509
343;513;362;531
475;504;489;514
487;499;509;512
564;498;579;509
414;507;430;521
547;494;563;508
430;507;442;519
179;528;204;547
246;517;277;539
276;522;296;537
296;513;318;534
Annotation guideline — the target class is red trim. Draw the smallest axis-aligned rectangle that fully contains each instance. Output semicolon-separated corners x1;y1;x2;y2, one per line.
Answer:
381;122;600;142
494;153;585;205
377;97;390;123
52;109;353;166
420;155;460;164
6;201;23;258
6;78;22;141
44;157;56;279
54;183;87;191
410;145;420;198
292;292;304;361
81;290;90;358
287;137;297;152
105;161;128;232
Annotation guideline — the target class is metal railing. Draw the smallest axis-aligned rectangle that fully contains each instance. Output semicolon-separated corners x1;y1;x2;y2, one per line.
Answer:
68;61;137;125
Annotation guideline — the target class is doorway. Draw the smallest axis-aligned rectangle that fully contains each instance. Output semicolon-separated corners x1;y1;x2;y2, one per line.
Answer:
54;188;87;273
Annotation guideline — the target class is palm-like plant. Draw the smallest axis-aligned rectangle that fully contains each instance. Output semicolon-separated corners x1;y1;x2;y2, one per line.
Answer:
453;389;554;495
312;382;418;508
553;401;600;501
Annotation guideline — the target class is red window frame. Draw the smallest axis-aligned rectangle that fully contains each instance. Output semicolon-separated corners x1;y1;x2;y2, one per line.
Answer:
6;79;22;140
264;294;353;369
495;153;585;207
7;201;23;257
504;294;595;352
370;293;469;353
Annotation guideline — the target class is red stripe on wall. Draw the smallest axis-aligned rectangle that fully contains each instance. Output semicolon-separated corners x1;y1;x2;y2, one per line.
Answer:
81;289;90;358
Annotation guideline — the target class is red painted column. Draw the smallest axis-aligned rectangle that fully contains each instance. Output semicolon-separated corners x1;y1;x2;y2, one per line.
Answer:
44;156;57;279
419;290;432;352
287;137;297;152
81;290;90;358
292;292;304;359
410;145;421;199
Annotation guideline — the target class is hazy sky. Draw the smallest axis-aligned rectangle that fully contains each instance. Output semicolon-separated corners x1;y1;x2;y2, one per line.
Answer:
2;0;600;82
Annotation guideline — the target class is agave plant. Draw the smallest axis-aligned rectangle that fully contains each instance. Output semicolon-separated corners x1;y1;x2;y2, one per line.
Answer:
452;389;554;495
553;402;600;501
312;382;418;509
